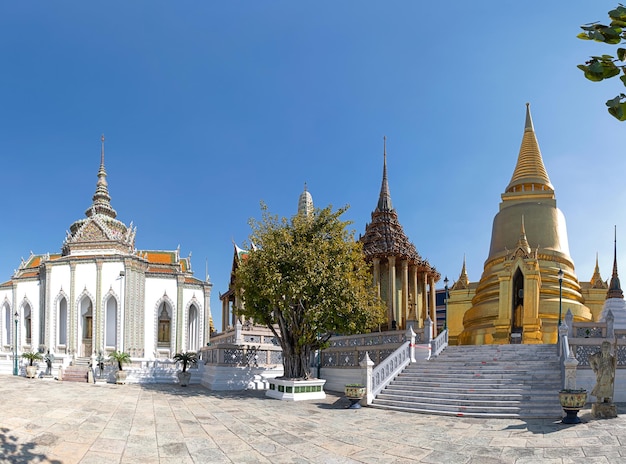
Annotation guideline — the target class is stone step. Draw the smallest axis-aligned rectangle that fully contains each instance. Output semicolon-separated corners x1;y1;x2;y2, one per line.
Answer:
372;343;563;419
63;366;89;383
370;401;563;419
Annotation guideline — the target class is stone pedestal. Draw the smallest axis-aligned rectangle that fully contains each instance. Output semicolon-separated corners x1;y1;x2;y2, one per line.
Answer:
266;378;326;401
592;402;618;419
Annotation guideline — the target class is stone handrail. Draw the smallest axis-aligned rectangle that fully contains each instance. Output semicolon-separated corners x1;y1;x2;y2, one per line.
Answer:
359;328;418;405
365;340;412;404
429;328;448;359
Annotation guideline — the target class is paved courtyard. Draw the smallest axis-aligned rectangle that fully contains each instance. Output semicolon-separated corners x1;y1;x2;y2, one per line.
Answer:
1;376;626;463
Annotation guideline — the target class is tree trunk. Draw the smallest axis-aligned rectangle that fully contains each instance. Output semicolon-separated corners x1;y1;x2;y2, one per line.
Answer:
280;342;312;379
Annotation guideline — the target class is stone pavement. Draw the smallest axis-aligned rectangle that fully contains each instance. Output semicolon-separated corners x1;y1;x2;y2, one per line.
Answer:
1;376;626;463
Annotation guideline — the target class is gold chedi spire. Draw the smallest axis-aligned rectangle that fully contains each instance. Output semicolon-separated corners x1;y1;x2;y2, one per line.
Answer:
456;104;593;346
505;103;554;195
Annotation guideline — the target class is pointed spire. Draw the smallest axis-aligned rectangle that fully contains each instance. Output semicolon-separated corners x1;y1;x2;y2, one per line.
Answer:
505;103;554;194
86;134;117;219
376;136;393;212
590;252;606;288
453;254;470;290
607;226;623;299
297;182;314;216
516;215;531;253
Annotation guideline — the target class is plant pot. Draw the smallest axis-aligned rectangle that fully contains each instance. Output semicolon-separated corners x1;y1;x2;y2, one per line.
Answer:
345;385;366;409
115;370;128;385
178;371;192;387
26;366;37;379
559;389;587;424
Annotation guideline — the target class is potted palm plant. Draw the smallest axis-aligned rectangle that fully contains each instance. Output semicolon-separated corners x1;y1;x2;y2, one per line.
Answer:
109;351;131;384
173;351;197;386
21;351;43;378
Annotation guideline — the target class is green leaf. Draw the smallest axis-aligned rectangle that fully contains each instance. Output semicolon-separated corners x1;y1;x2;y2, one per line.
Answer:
620;74;626;86
577;32;592;40
618;48;626;61
607;100;626;120
609;6;626;23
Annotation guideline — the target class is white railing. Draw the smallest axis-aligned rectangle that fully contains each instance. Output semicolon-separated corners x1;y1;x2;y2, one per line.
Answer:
429;328;448;359
367;340;411;404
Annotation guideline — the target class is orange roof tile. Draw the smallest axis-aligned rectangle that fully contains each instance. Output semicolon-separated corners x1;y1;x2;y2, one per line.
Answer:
147;266;175;274
143;251;177;264
24;256;42;269
20;271;39;279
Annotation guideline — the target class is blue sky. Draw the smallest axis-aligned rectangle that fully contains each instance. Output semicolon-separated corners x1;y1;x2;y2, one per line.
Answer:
1;2;624;331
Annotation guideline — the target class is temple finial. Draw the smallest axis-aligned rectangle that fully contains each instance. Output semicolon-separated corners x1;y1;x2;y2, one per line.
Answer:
101;134;105;166
85;134;117;219
524;103;534;132
607;225;623;299
376;136;393;212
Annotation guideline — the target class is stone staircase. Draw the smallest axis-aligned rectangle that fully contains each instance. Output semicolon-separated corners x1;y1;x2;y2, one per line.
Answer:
371;344;563;419
62;357;91;383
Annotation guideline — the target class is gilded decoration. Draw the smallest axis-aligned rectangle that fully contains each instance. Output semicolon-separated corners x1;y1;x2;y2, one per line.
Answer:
454;104;594;345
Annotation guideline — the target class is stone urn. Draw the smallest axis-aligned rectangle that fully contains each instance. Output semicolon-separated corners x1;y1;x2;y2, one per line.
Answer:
344;384;366;409
25;365;38;379
115;370;128;385
178;371;192;387
559;389;587;424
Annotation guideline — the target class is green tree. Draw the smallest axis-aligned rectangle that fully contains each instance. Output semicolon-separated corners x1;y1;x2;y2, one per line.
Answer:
235;204;385;380
578;5;626;120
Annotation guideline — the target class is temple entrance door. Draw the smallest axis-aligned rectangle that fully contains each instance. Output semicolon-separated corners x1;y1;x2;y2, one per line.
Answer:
511;269;524;343
80;300;93;357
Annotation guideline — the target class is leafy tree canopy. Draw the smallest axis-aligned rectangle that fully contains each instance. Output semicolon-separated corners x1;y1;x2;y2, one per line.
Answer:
578;5;626;120
235;203;385;380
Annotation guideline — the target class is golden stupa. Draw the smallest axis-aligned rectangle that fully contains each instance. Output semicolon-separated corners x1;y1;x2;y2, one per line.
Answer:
447;104;600;345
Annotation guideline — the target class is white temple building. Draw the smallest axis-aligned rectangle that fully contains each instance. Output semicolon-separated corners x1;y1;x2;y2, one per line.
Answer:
0;137;212;366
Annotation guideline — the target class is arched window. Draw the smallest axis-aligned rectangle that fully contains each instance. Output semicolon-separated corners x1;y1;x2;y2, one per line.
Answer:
58;297;67;346
188;304;198;351
158;303;171;345
105;297;117;347
24;304;32;345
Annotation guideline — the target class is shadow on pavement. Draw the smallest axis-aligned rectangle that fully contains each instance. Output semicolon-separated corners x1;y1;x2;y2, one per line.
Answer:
0;427;62;464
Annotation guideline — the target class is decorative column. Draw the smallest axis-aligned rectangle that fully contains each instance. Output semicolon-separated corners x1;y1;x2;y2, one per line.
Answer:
373;258;381;298
429;275;437;337
401;260;409;329
176;275;185;353
221;296;229;332
420;273;428;327
95;260;103;356
203;282;212;344
522;265;542;343
69;262;76;355
493;271;512;343
388;256;397;328
44;265;52;350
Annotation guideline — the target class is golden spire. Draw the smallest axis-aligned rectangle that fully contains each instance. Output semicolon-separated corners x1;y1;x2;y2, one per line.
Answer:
452;255;469;290
505;103;554;194
513;215;531;256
